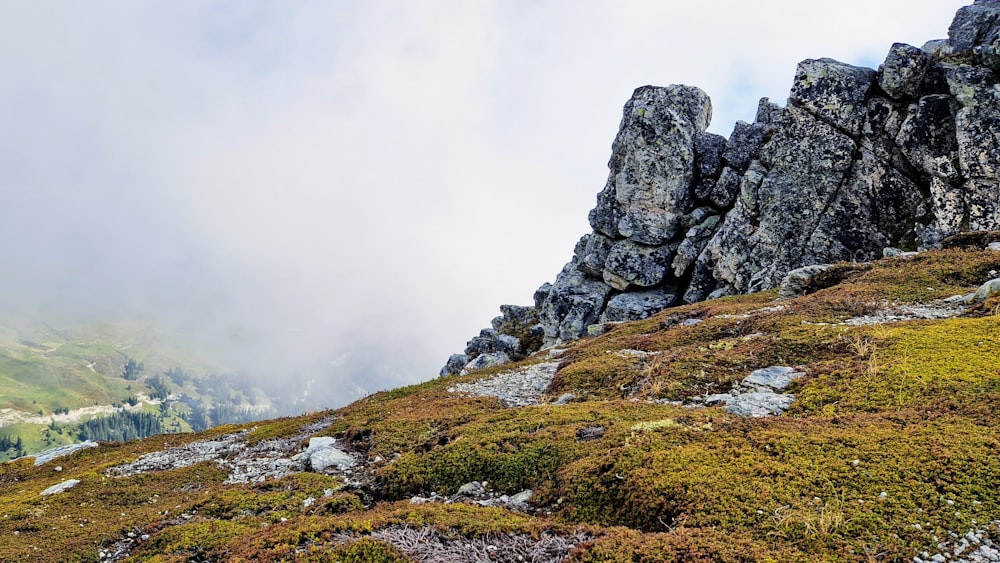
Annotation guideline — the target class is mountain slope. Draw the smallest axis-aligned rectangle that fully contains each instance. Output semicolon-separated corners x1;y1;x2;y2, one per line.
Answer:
2;247;999;562
0;318;286;460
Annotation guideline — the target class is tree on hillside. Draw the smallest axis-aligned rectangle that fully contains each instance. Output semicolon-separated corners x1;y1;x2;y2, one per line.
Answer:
165;367;190;387
147;374;170;401
78;411;163;442
121;357;144;380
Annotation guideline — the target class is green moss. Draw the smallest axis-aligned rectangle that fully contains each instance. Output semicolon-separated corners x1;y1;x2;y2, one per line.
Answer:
560;412;999;558
568;527;789;563
794;317;1000;414
316;537;409;562
133;520;258;561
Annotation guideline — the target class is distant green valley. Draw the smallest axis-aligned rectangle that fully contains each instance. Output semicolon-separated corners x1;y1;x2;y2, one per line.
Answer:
0;317;311;460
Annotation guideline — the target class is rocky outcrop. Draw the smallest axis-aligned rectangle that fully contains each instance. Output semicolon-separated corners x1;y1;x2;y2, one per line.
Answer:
441;2;1000;375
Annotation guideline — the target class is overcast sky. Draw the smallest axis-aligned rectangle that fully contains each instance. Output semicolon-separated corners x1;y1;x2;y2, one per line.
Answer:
0;1;970;406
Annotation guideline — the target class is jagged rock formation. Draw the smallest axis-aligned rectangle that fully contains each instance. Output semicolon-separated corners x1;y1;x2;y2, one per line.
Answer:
442;1;1000;376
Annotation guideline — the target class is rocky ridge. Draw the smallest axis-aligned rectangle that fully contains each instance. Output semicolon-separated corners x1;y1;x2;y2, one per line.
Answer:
442;0;1000;376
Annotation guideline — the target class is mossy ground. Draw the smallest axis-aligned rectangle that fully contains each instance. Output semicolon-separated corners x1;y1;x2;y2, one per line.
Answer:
0;249;998;561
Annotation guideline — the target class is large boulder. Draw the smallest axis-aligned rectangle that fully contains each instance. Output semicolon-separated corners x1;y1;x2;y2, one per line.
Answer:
300;437;355;472
949;0;1000;69
440;354;469;377
589;85;712;245
879;43;931;100
461;352;511;374
672;214;721;278
723;121;772;172
575;232;614;278
536;258;614;345
694;132;727;180
600;287;678;323
602;239;673;290
789;58;877;137
41;479;81;496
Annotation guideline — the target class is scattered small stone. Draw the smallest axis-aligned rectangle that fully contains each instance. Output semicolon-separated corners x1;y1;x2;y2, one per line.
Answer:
329;525;587;563
408;482;537;514
553;393;576;405
778;264;834;299
576;426;605;441
883;247;920;259
106;416;340;485
614;349;661;359
457;481;486;497
448;362;559;407
913;520;1000;563
716;305;787;320
844;301;967;325
969;278;1000;303
698;366;804;417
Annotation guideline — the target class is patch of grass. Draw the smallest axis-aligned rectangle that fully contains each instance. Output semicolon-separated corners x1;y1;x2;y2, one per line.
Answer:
793;317;1000;415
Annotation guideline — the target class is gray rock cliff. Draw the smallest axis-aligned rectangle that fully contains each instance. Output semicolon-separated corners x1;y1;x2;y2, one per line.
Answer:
441;1;1000;376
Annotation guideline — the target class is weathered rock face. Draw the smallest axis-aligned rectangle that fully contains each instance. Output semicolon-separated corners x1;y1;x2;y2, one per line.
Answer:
588;85;711;246
441;2;1000;375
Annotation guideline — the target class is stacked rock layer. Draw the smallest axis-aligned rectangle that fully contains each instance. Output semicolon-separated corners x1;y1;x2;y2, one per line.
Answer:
442;1;1000;376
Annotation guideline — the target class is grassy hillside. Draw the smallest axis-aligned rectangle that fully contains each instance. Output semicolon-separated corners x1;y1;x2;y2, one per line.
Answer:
1;248;999;561
0;318;219;412
0;318;277;459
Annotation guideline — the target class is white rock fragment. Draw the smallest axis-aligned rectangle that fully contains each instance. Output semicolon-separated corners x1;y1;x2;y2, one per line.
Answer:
300;437;355;472
970;278;1000;303
41;479;81;496
32;440;99;466
509;489;533;507
743;366;804;392
725;392;796;417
